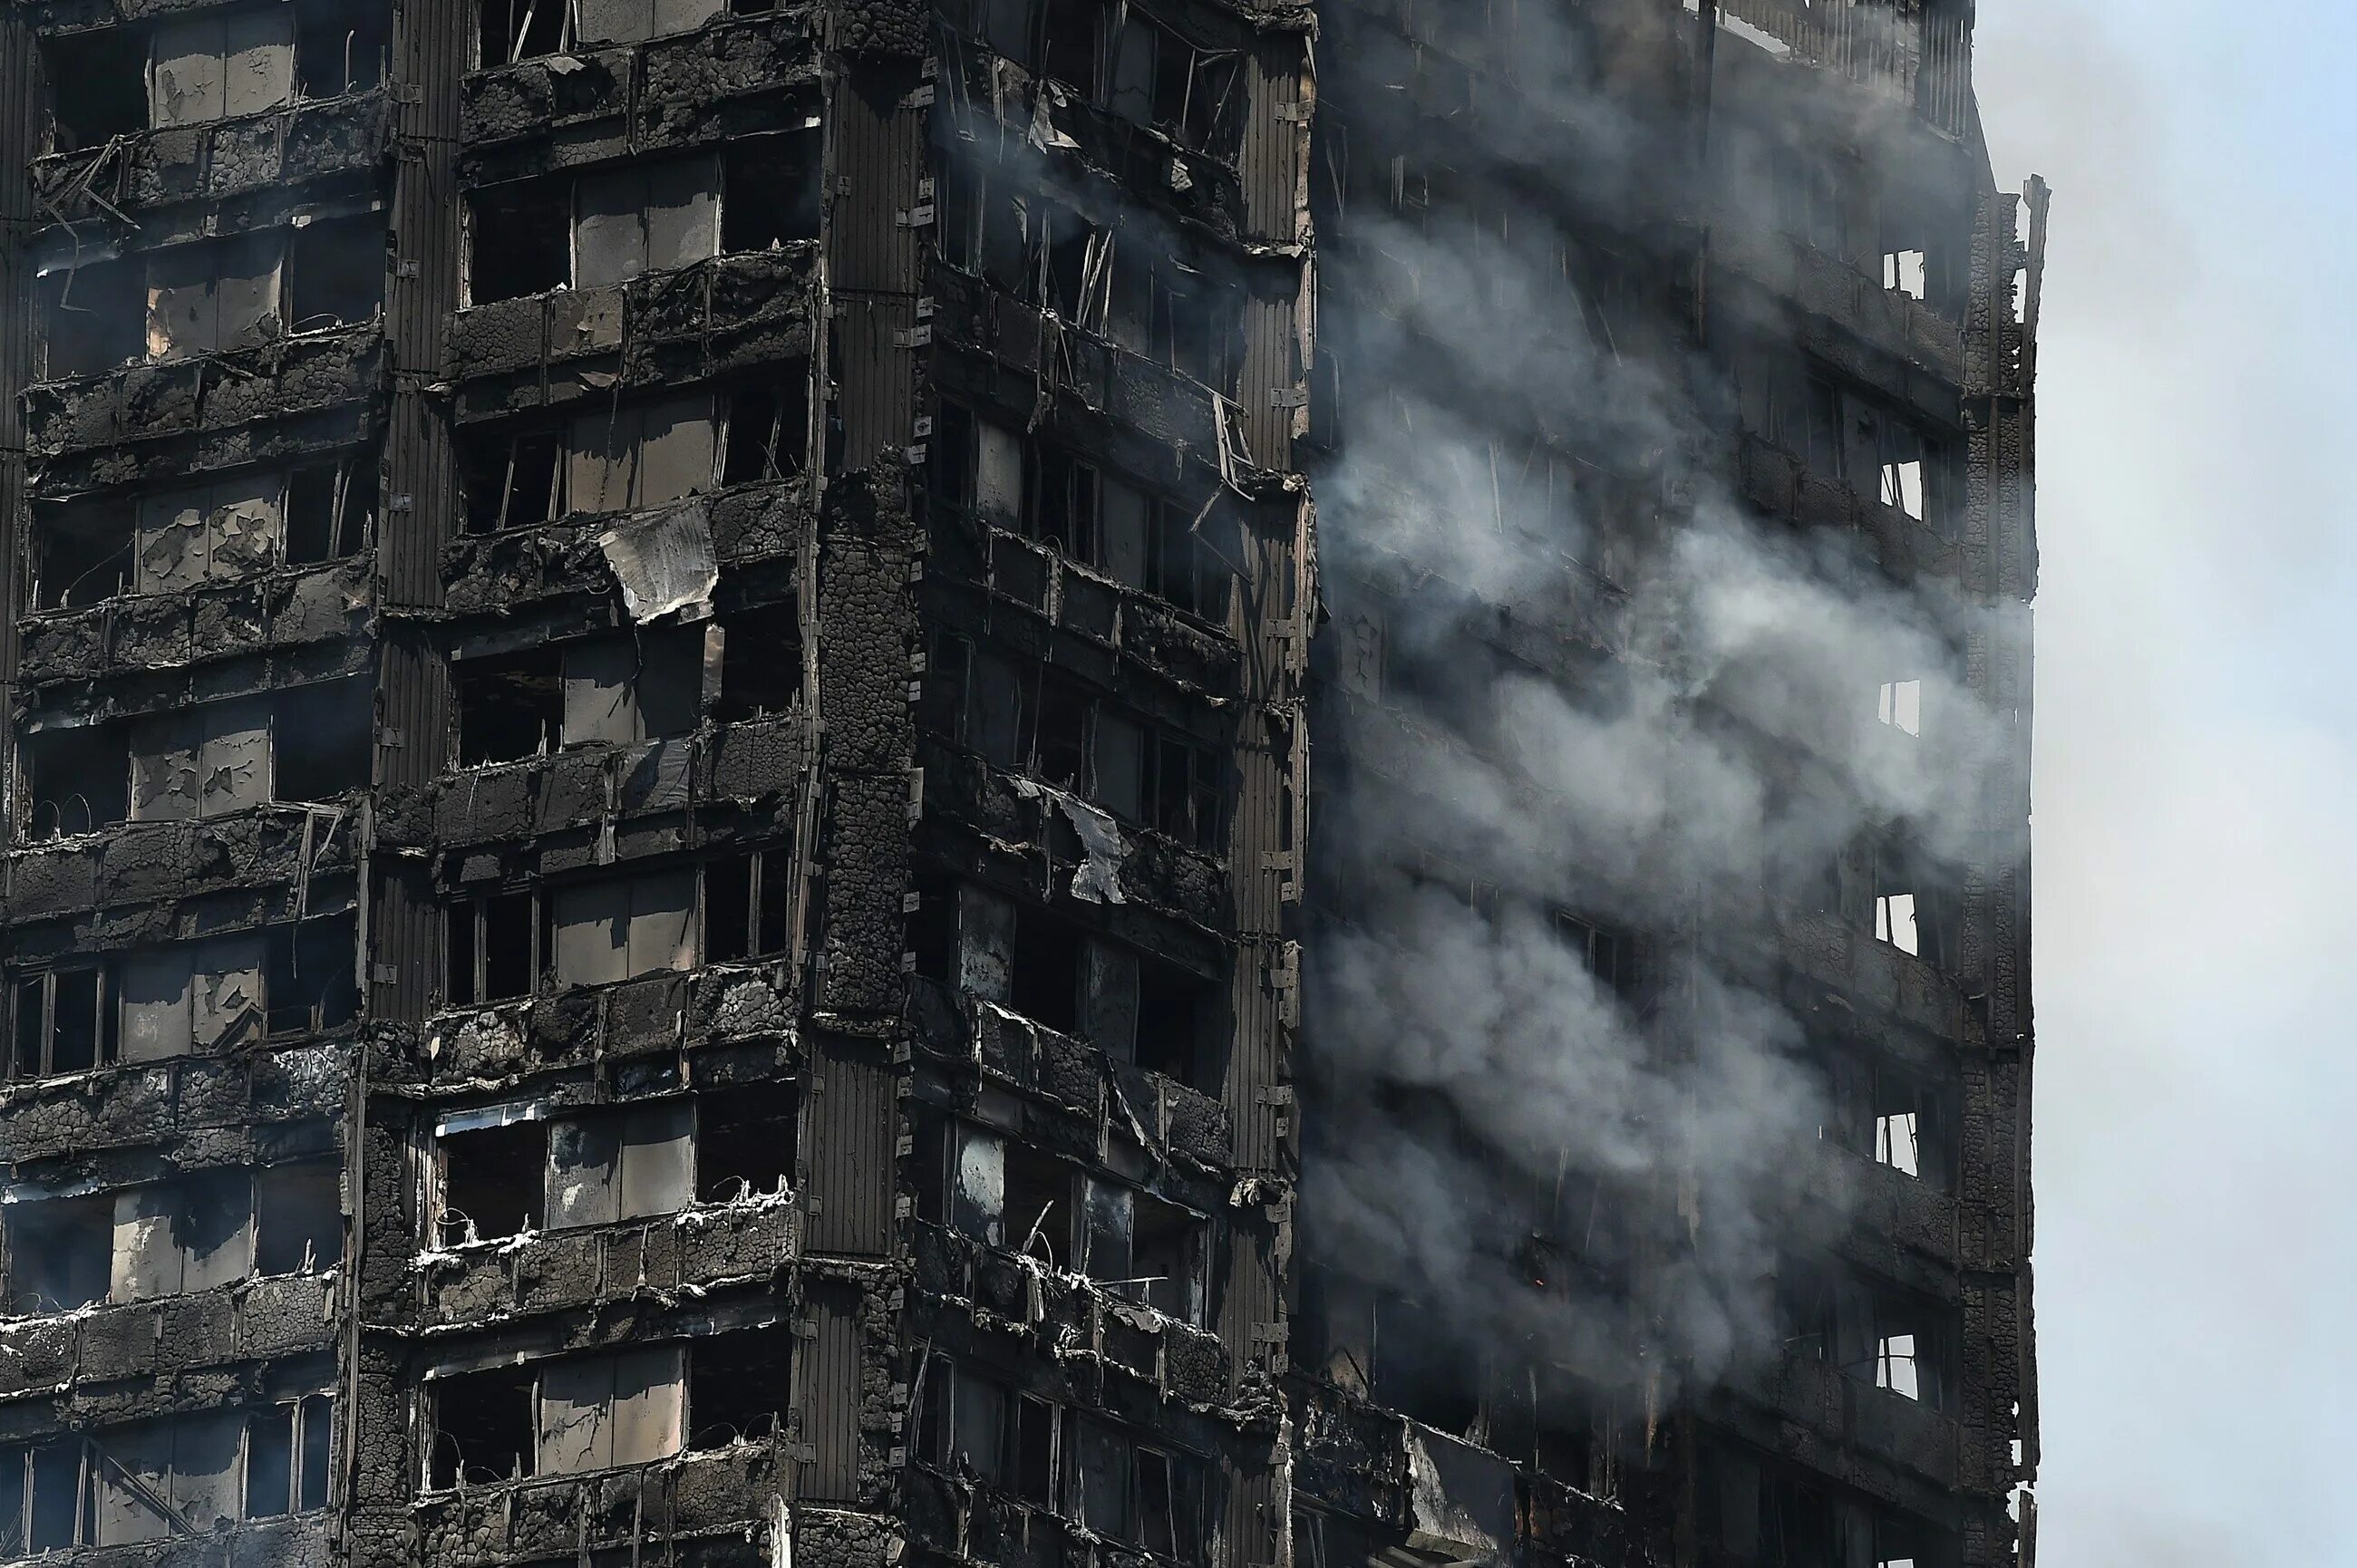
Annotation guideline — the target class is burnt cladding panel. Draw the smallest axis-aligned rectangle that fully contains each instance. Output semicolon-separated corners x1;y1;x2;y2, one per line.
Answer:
837;295;919;472
383;0;466;606
805;1040;897;1256
799;1278;868;1503
828;66;926;296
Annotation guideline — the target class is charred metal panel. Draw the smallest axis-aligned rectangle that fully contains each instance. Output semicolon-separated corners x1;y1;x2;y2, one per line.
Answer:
798;1278;868;1504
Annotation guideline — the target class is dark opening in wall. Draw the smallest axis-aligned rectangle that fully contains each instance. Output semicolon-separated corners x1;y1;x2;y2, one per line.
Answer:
721;131;824;251
11;968;112;1080
721;373;810;485
440;1122;547;1243
1011;907;1083;1035
702;848;791;963
265;917;359;1039
5;1195;111;1313
255;1162;344;1276
1039;0;1103;92
469;181;573;304
286;459;376;564
456;649;563;764
696;1079;799;1201
477;0;569;64
715;601;802;721
449;891;540;1006
24;725;128;839
245;1395;334;1516
296;2;390;95
1016;668;1090;790
276;679;373;802
686;1327;792;1450
460;428;564;533
29;502;133;610
40;32;146;152
37;257;144;379
1135;962;1204;1086
286;216;385;332
432;1368;537;1487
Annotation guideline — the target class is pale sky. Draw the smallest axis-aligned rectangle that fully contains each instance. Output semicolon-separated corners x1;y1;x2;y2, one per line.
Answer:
1974;4;2357;1562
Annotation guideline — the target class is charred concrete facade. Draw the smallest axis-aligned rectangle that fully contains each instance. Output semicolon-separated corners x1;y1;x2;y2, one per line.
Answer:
0;5;2037;1568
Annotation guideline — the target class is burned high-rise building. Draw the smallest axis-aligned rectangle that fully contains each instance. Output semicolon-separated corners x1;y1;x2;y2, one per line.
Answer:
0;2;2039;1567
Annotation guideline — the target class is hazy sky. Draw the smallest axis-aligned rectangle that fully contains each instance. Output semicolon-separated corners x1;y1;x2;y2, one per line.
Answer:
1973;4;2357;1562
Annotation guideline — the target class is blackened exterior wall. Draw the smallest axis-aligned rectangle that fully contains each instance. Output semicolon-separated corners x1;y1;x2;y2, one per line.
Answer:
0;4;2037;1568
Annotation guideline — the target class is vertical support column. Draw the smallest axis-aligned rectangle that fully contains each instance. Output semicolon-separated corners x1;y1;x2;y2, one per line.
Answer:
371;0;467;1024
1226;22;1314;1568
0;20;36;856
800;11;929;1514
1954;171;2040;1568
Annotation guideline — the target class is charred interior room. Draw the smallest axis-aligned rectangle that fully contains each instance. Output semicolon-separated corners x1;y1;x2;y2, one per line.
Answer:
0;2;2039;1566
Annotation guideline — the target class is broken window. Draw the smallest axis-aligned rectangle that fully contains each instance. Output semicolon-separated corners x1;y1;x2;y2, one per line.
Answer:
438;1117;548;1243
1489;1363;1604;1491
40;31;147;151
275;679;373;802
23;726;130;839
461;427;563;532
454;647;563;764
5;1195;113;1312
245;1395;335;1517
550;867;698;988
1081;1177;1205;1323
1553;910;1638;1004
430;1366;537;1487
265;916;360;1038
36;255;145;377
468;180;573;303
700;847;792;963
447;890;539;1005
721;129;824;252
1135;960;1210;1088
118;935;266;1062
1869;838;1959;970
150;16;296;130
1108;242;1240;391
1148;498;1237;623
28;500;133;610
1110;9;1240;152
695;1079;799;1202
287;456;378;563
719;372;810;485
686;1325;792;1449
917;1357;1059;1503
1870;1061;1958;1192
943;1123;1080;1266
1770;143;1848;257
548;1099;695;1228
1009;904;1084;1034
715;600;804;721
576;155;722;287
254;1160;344;1275
286;215;386;332
1877;679;1924;738
10;966;113;1080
